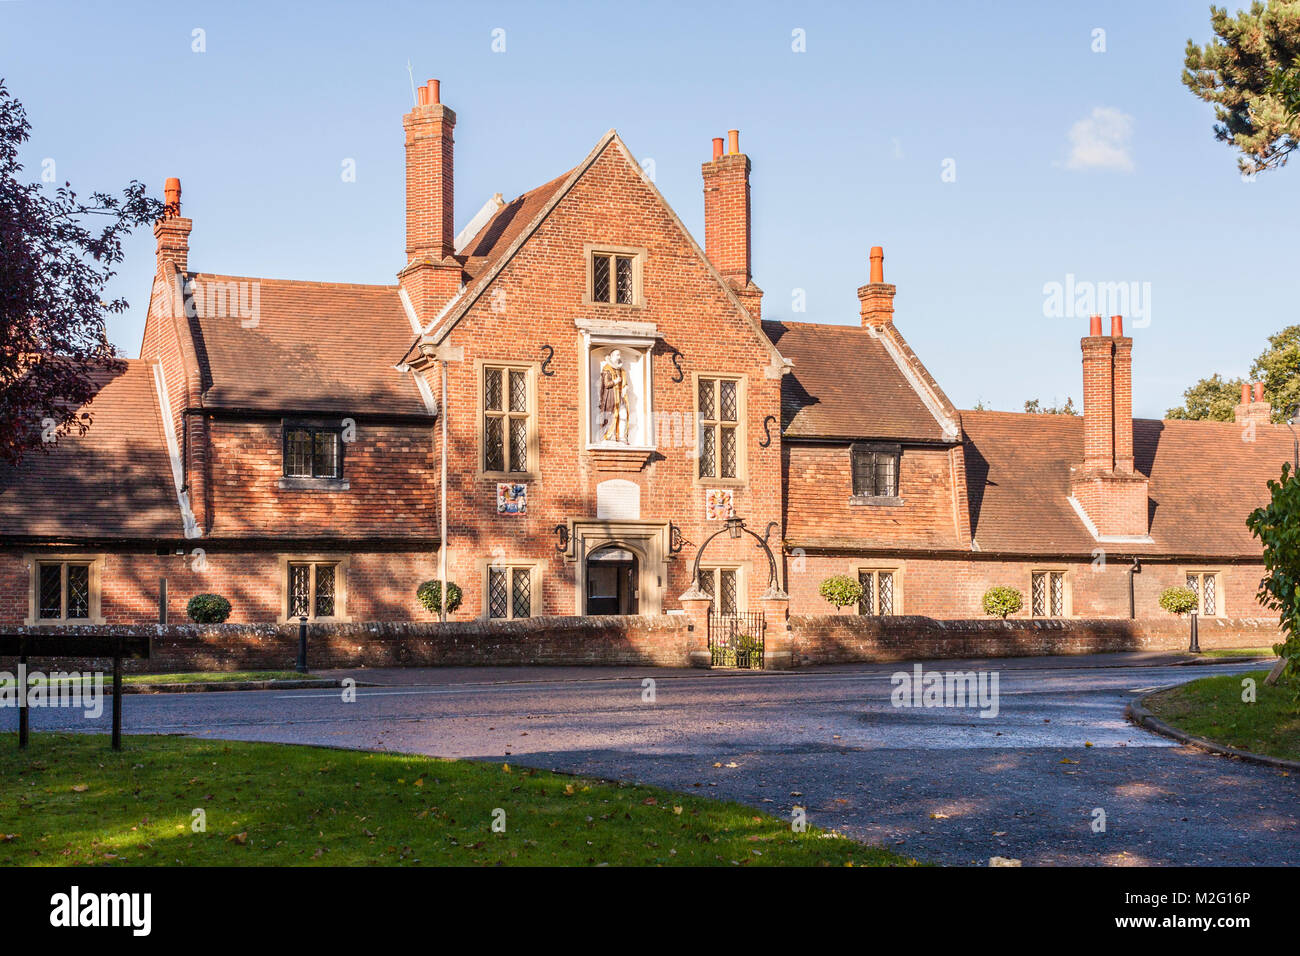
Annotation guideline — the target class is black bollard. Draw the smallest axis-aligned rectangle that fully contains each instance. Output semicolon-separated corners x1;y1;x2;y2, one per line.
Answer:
296;616;309;674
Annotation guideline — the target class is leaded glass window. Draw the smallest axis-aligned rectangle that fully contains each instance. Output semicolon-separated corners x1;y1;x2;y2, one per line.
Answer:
1031;571;1066;617
858;570;896;616
591;252;637;305
483;365;531;474
512;568;531;619
488;565;533;619
38;563;62;619
36;561;94;621
698;377;741;479
700;567;741;614
288;562;340;620
1186;572;1221;616
283;424;343;479
851;443;900;498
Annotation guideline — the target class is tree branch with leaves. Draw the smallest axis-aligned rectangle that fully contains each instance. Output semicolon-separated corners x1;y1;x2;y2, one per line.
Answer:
0;79;163;464
1183;1;1300;175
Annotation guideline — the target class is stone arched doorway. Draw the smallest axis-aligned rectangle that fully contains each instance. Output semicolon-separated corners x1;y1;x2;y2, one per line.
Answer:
585;544;640;615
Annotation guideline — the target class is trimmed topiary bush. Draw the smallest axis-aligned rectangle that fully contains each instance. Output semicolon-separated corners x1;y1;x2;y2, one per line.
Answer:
819;575;864;613
982;586;1023;619
1159;585;1199;616
417;580;463;616
186;593;232;624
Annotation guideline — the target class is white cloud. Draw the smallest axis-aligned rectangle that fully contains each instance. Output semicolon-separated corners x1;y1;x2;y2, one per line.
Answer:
1064;106;1135;173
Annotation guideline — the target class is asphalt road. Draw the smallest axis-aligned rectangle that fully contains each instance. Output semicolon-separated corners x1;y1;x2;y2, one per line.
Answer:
13;654;1297;866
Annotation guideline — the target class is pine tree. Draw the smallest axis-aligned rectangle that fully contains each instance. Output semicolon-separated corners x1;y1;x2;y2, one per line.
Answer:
1183;1;1300;175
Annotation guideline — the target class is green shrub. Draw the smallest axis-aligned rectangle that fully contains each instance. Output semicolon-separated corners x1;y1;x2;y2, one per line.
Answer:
819;575;863;612
186;593;232;624
1247;462;1300;705
982;586;1023;619
1158;586;1199;616
417;580;463;616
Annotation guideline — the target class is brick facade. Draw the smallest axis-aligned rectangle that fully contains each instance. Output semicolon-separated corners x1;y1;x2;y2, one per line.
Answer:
0;79;1288;654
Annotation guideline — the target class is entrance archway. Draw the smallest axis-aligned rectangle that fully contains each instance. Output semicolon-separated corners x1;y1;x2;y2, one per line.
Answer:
585;545;640;615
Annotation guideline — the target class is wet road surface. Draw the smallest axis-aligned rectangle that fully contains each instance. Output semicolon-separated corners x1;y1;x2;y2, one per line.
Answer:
16;654;1296;866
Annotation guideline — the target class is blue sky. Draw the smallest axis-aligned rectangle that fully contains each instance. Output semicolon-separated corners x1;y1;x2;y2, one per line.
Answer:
2;0;1293;417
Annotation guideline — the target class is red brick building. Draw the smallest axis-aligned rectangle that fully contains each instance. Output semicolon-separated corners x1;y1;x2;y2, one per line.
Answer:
1;81;1289;631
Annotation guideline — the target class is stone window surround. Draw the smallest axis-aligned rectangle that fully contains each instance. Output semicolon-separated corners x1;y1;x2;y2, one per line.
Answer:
581;242;648;310
1030;567;1072;618
476;359;540;482
1182;569;1224;618
477;558;543;621
698;561;751;613
278;554;351;624
855;565;902;616
24;553;106;626
693;371;749;488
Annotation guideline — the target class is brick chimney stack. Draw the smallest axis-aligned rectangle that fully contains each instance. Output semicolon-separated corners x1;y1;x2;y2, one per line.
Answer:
1071;314;1150;538
400;79;462;323
1234;381;1272;426
702;130;762;319
858;246;896;327
153;176;190;274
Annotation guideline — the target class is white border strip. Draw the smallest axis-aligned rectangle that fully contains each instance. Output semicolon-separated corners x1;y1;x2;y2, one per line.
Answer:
151;361;200;539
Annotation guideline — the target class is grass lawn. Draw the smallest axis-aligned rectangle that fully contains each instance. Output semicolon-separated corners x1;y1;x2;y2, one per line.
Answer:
30;671;316;687
0;734;919;867
121;671;312;686
1144;669;1300;762
1196;648;1277;659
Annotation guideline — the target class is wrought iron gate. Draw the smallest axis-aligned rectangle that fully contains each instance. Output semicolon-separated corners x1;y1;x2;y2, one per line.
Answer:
708;611;766;669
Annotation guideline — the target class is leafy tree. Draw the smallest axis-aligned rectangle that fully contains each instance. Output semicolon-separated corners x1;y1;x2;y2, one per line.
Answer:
1167;325;1300;423
1158;586;1199;616
1246;463;1300;705
1166;373;1247;421
1183;1;1300;175
1024;397;1078;415
1249;324;1300;421
982;586;1023;619
818;575;863;613
0;79;163;464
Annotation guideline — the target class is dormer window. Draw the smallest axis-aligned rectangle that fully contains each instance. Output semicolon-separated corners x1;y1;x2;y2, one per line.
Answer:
850;442;900;500
283;423;344;480
585;245;646;307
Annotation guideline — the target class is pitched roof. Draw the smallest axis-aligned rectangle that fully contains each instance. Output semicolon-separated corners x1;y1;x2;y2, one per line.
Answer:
458;171;572;282
185;274;430;415
424;131;788;372
0;360;183;540
763;319;953;442
961;410;1292;557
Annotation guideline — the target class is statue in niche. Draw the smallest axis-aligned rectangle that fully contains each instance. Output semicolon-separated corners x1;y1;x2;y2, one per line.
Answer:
598;348;631;443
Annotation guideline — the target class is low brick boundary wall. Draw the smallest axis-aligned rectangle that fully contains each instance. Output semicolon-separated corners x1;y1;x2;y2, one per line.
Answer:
0;614;1279;673
0;615;693;674
786;615;1280;666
